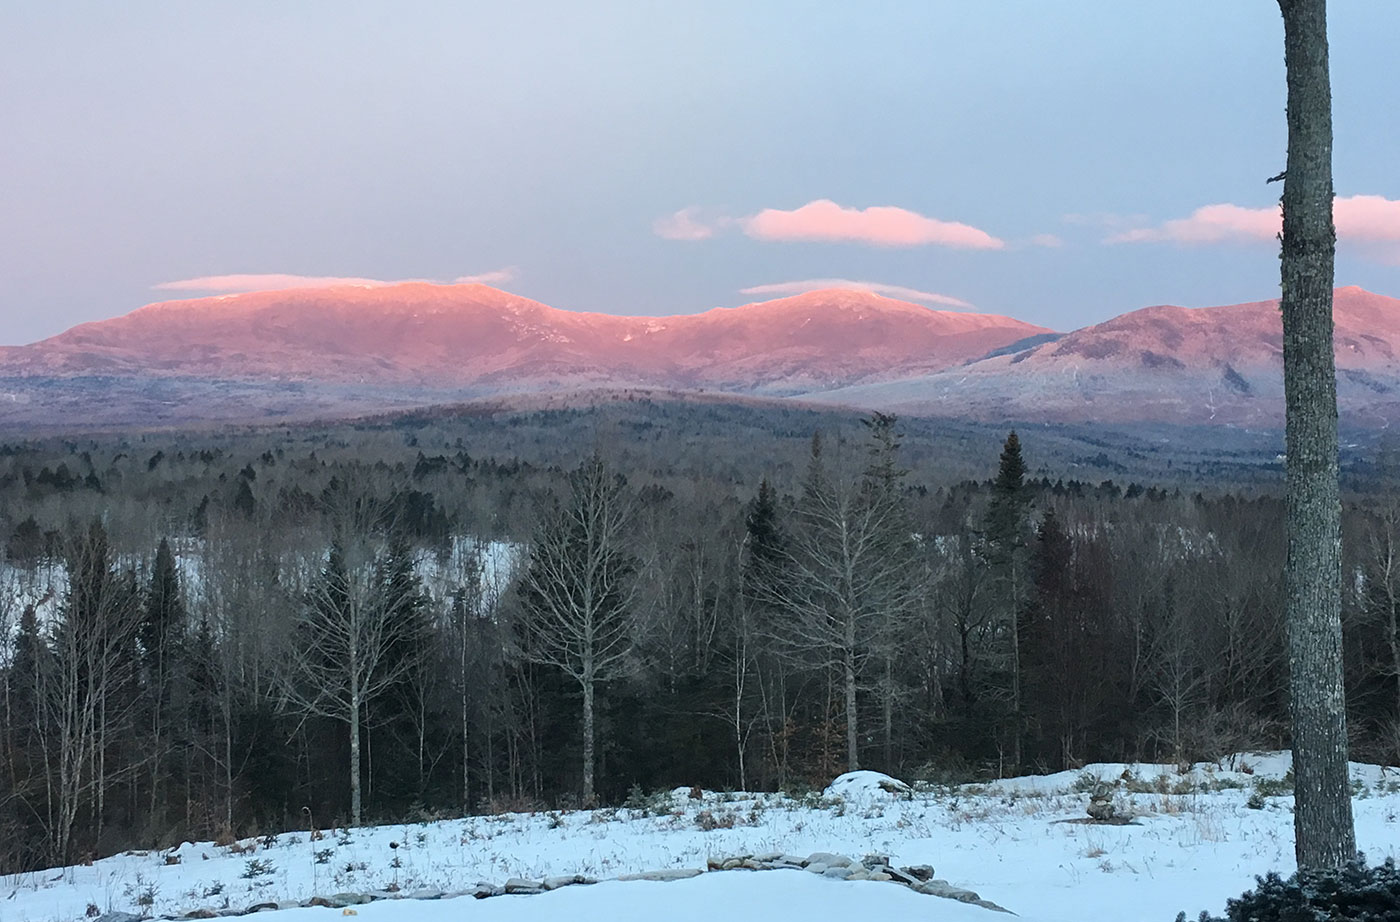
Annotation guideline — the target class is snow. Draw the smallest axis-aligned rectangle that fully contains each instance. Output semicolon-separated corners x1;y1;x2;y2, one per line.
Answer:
5;753;1399;922
823;770;913;800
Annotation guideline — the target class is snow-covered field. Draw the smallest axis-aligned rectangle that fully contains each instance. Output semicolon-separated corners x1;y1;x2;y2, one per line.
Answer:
6;752;1399;922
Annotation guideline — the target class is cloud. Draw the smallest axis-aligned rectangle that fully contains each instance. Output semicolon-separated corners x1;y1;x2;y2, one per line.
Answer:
1030;233;1064;248
1105;195;1400;250
1106;203;1281;245
742;199;1004;249
156;269;518;293
739;279;974;309
1335;194;1400;244
453;266;519;285
653;207;718;241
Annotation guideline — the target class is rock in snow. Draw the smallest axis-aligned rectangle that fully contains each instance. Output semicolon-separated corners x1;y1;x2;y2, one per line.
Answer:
823;770;914;799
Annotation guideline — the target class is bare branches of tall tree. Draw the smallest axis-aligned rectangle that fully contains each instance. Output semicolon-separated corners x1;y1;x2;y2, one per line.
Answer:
515;454;638;806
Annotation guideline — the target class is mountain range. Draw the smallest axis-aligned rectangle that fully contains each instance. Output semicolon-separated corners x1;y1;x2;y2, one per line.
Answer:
2;283;1398;430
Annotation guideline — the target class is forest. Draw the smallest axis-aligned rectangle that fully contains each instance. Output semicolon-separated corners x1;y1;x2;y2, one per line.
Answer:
1;398;1399;875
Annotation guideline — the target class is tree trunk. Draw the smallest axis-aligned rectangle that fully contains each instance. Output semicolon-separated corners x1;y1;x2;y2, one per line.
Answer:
844;608;859;772
581;677;596;806
1278;0;1356;870
349;694;362;826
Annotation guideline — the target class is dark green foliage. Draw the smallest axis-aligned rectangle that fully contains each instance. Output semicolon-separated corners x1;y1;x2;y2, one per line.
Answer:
984;430;1030;563
232;479;256;518
1177;857;1400;922
5;515;44;564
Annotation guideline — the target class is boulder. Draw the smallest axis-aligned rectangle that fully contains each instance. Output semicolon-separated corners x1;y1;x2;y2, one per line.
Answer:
805;851;853;868
1087;797;1117;821
504;878;544;895
617;868;703;882
885;867;921;886
823;771;913;800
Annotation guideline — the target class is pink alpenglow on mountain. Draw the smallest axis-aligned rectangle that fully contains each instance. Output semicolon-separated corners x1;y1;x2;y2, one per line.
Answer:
0;284;1048;395
821;287;1400;426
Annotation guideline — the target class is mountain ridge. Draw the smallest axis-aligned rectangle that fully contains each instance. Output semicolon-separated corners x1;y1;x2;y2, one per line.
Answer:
4;283;1400;429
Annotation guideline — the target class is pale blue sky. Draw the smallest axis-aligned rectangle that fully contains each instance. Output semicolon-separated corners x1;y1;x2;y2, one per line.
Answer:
1;1;1397;344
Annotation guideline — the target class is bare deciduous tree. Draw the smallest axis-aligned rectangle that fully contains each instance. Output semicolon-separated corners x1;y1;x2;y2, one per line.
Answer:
281;488;427;827
515;454;638;805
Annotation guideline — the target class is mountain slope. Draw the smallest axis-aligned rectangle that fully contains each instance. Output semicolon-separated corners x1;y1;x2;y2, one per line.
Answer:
0;284;1049;396
816;286;1400;425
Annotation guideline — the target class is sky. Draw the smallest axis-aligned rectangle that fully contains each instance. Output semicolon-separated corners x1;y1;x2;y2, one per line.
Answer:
2;1;1398;345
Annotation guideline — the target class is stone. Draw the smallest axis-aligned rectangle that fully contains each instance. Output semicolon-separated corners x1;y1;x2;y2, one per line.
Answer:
504;878;544;894
885;867;921;885
245;903;279;913
720;857;745;870
328;893;372;907
94;915;144;922
868;871;892;882
860;853;889;869
182;911;219;920
821;866;852;880
805;862;828;874
805;851;853;868
754;851;783;862
917;880;981;902
974;898;1017;914
903;864;935;881
1087;797;1117;821
617;868;703;882
404;889;446;900
846;869;869;881
542;875;582;890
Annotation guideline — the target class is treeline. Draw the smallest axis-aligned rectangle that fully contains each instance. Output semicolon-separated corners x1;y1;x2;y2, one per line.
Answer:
1;414;1399;876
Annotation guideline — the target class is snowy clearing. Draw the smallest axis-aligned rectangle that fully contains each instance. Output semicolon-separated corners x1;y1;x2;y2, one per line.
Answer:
5;751;1399;922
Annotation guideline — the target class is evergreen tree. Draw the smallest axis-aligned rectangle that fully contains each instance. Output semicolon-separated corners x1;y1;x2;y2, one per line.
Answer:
982;431;1032;767
140;537;188;826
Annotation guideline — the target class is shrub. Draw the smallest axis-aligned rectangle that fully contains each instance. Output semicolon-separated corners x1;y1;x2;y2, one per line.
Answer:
1177;856;1400;922
240;857;275;879
1251;771;1295;799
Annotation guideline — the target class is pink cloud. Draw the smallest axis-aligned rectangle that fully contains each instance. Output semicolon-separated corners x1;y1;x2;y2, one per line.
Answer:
1106;195;1400;250
1336;194;1400;243
739;278;974;309
741;200;1004;249
653;207;718;241
156;269;518;293
1107;203;1280;244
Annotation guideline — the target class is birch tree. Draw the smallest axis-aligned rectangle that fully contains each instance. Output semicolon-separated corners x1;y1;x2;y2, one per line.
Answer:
515;454;638;805
282;491;428;827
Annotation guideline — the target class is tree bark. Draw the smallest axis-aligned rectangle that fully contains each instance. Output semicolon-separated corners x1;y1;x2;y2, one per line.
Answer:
581;677;595;806
349;692;362;827
1278;0;1356;870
